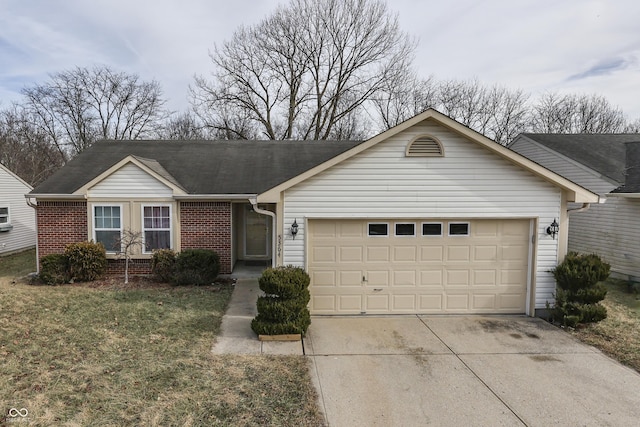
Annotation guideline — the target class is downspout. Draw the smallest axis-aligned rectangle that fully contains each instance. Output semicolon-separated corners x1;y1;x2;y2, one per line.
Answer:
25;195;40;274
249;198;276;268
567;202;591;215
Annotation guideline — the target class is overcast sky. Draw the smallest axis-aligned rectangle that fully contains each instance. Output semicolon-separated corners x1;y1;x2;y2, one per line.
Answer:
1;0;639;119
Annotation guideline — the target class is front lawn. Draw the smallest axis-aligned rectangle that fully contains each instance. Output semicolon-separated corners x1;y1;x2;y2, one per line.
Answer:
570;279;640;373
0;260;323;425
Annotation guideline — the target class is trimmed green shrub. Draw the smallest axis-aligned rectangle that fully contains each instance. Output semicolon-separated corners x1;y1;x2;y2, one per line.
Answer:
251;266;311;336
173;249;220;285
550;252;610;326
39;254;70;285
64;241;107;282
151;249;177;282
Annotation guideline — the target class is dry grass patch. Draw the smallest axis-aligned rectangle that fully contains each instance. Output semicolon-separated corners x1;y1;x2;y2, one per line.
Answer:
570;279;640;373
0;279;323;426
0;248;37;278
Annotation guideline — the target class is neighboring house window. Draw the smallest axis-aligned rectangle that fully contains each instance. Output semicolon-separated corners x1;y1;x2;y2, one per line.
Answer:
395;223;415;236
368;223;388;237
94;206;122;252
143;205;171;252
422;222;442;236
0;207;8;224
449;222;470;236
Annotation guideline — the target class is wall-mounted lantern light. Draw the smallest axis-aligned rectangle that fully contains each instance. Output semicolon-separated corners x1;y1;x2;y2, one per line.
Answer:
546;218;559;239
291;219;299;239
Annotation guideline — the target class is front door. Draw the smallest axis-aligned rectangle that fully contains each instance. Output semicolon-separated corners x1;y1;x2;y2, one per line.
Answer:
244;205;269;258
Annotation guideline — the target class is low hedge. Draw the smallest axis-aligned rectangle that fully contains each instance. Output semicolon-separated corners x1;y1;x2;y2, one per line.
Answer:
39;254;70;285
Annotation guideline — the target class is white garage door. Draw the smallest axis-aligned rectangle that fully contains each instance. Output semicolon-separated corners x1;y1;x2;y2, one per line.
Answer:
308;219;531;314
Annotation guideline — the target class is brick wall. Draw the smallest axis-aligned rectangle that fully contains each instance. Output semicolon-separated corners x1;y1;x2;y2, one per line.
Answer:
180;201;232;274
106;259;152;276
37;201;88;260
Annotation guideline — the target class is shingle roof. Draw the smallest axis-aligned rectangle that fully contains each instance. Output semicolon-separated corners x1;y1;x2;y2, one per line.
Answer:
31;140;362;195
517;134;640;185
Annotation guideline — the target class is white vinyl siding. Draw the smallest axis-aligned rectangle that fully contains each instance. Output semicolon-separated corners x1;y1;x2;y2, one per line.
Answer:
0;165;36;255
283;121;562;310
88;163;173;198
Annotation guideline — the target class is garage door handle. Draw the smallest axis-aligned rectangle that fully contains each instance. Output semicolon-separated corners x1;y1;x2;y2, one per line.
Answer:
373;288;383;292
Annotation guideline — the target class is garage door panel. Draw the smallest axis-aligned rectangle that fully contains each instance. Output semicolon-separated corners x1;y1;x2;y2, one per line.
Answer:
312;270;336;286
394;246;417;261
340;246;362;262
446;269;470;286
472;294;497;310
366;270;388;286
339;295;363;311
419;294;443;311
447;246;470;261
367;246;389;261
393;270;416;286
474;245;498;261
421;246;444;261
473;269;497;286
446;294;470;310
420;270;443;286
340;270;363;286
502;244;528;260
312;246;336;262
312;295;337;312
366;294;390;311
392;294;416;311
308;219;530;315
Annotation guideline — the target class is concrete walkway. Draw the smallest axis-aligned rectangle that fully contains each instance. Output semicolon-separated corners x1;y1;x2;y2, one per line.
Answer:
211;274;304;355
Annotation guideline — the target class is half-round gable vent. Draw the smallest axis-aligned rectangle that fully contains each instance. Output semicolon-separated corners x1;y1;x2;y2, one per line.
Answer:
406;135;444;157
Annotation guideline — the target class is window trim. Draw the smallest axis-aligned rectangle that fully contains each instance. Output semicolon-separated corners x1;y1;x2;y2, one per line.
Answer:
448;222;470;237
421;222;443;237
0;206;9;224
367;222;389;237
92;204;123;253
394;222;416;237
141;204;173;253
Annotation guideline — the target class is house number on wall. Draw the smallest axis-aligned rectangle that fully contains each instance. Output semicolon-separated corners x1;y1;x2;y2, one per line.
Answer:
277;234;282;258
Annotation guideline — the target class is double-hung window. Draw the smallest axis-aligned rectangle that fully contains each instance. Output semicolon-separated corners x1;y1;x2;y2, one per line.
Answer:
143;205;171;252
0;207;8;224
94;206;122;252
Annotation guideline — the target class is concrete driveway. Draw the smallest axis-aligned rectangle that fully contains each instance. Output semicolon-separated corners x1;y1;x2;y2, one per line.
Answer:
304;316;640;427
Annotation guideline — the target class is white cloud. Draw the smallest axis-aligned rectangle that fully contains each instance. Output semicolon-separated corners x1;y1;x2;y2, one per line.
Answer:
1;0;639;119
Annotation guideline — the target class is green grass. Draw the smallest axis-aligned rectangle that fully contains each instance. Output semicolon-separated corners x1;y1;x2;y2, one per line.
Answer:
571;279;640;373
0;248;37;277
0;281;324;426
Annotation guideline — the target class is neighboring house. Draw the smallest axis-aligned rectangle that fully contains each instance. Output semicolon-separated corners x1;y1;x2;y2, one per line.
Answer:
0;163;36;255
509;134;640;282
29;109;597;316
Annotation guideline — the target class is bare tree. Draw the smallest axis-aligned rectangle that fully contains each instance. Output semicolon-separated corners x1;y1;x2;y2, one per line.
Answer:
115;229;143;284
191;0;416;140
530;92;626;133
0;105;64;185
21;65;168;159
160;112;208;140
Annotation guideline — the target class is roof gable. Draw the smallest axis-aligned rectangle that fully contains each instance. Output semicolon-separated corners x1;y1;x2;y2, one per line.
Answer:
258;109;599;203
0;163;33;191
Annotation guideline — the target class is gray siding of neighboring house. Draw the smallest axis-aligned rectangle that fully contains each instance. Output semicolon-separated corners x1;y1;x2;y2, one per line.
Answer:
0;165;36;255
510;136;640;281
